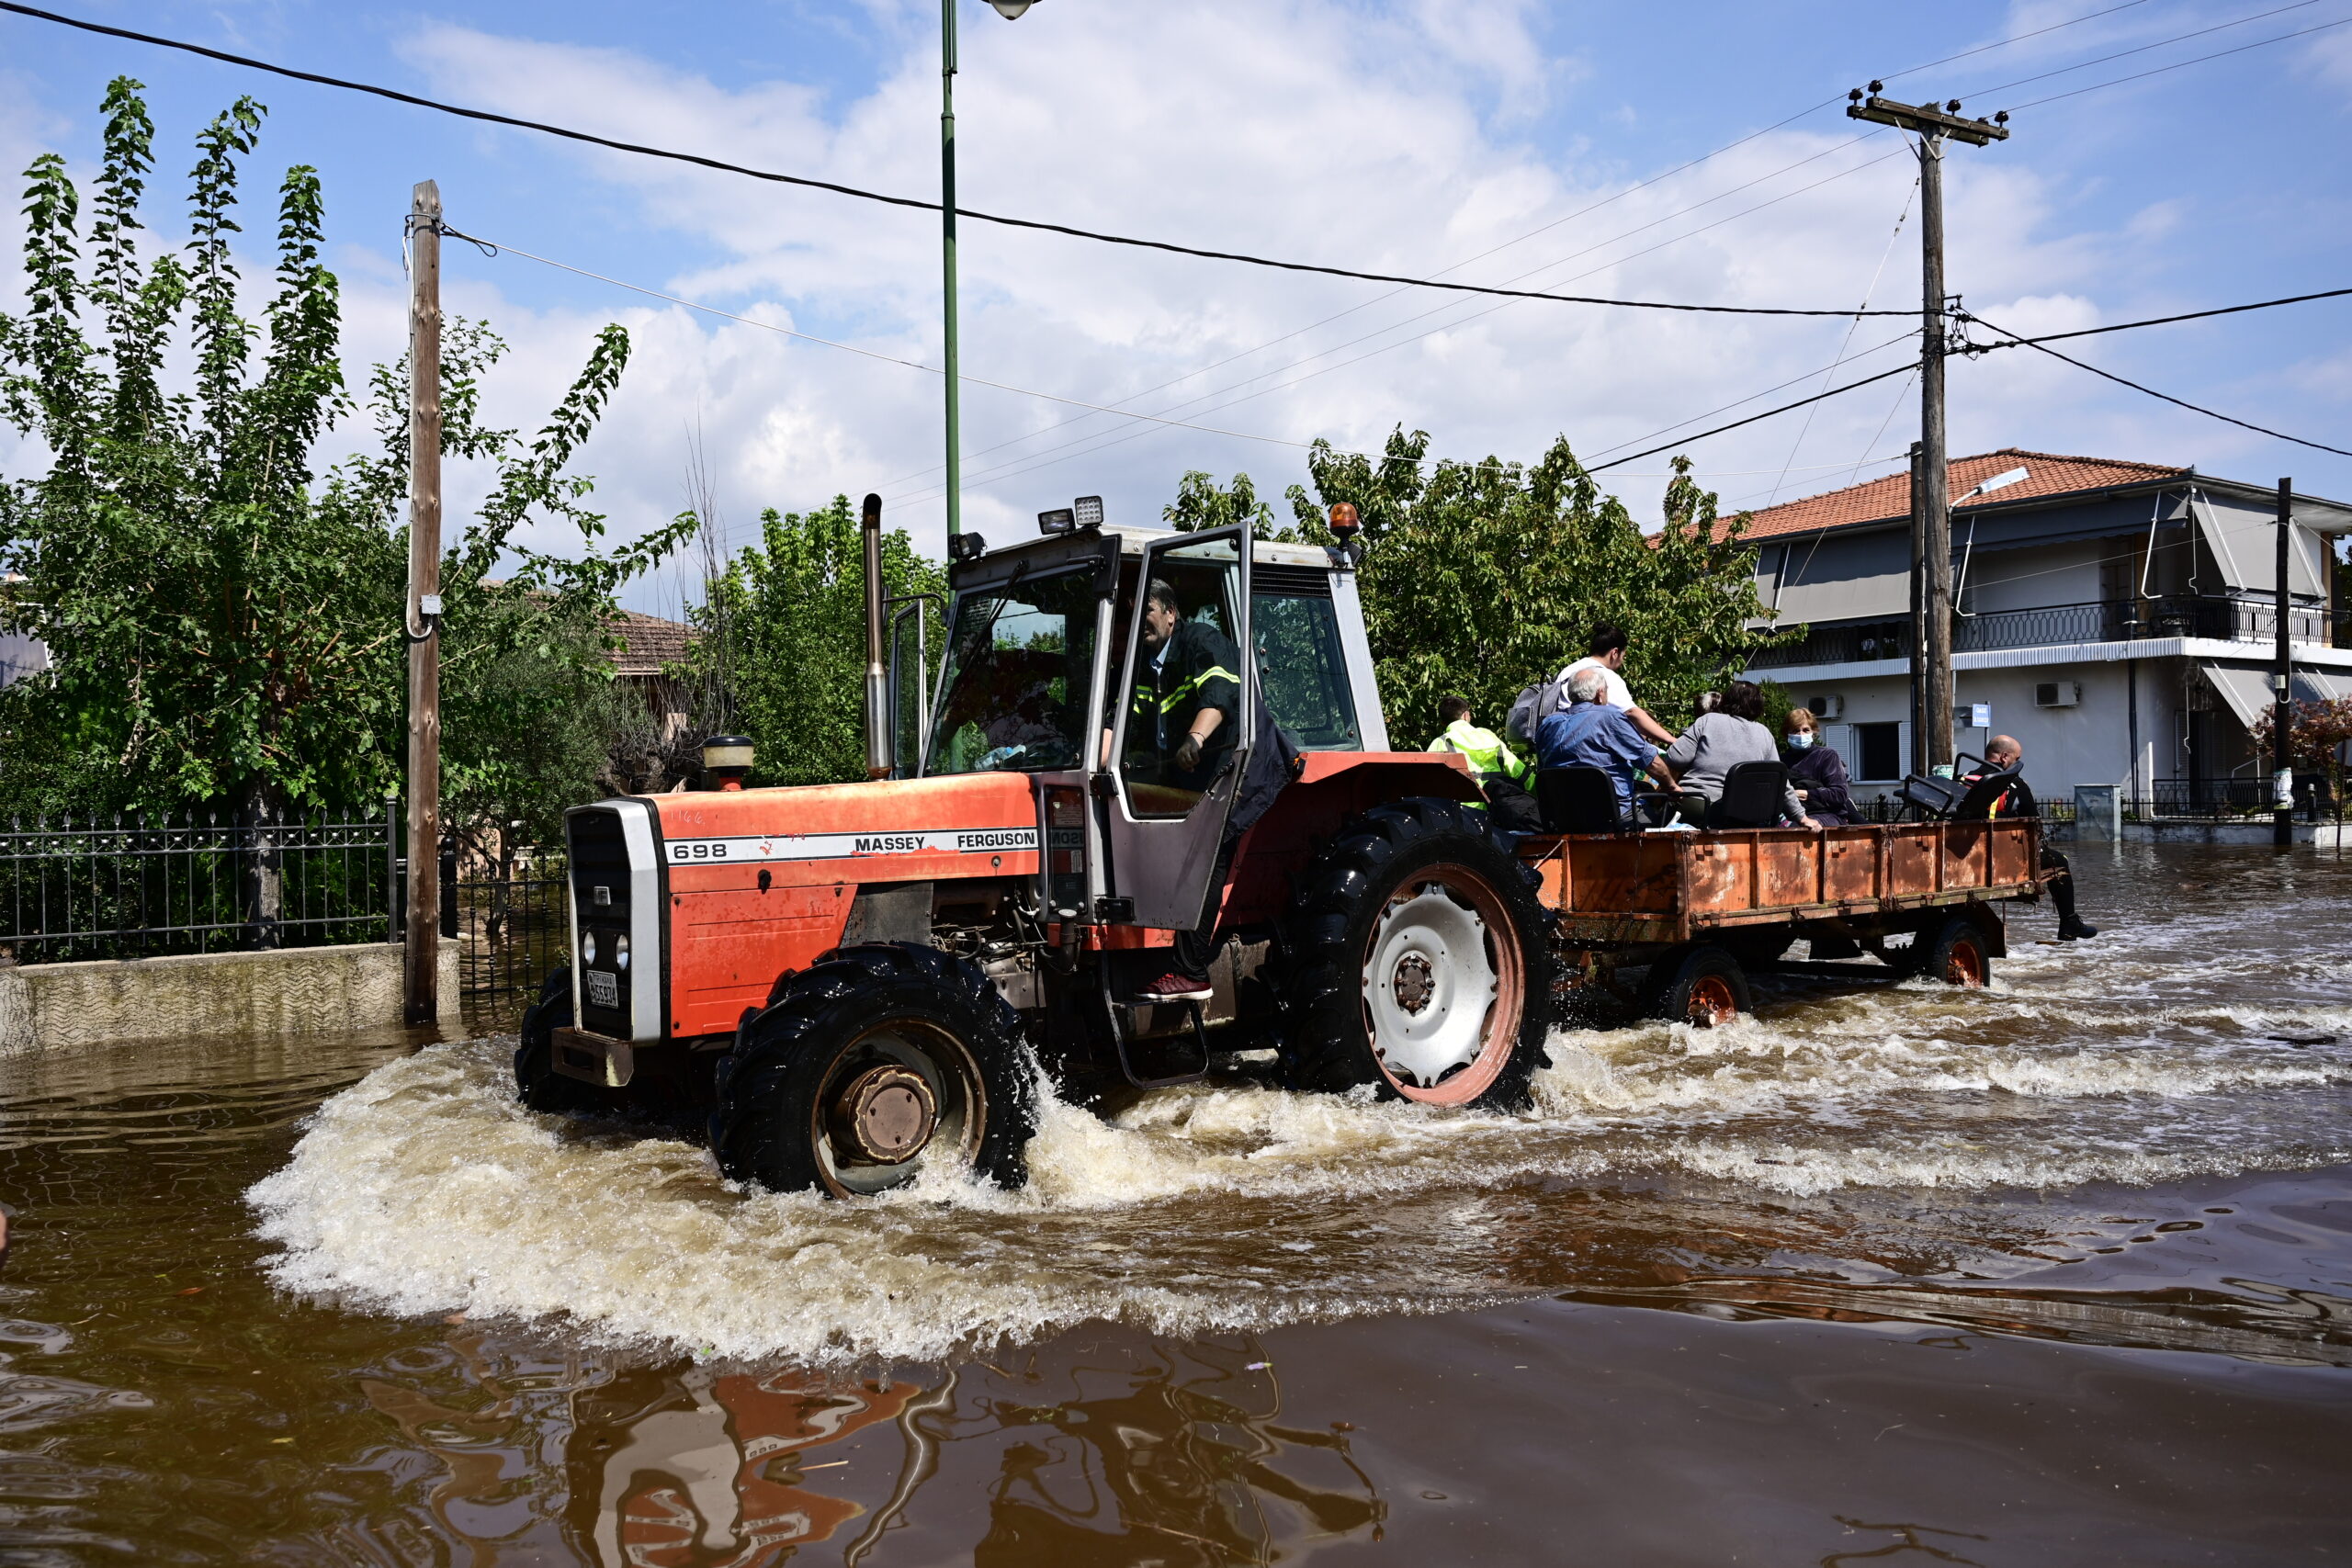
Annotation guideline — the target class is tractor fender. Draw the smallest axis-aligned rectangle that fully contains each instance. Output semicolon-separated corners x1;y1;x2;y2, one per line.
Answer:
1958;900;2008;958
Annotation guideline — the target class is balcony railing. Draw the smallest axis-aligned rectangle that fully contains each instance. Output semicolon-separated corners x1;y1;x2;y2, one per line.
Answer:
1748;595;2346;671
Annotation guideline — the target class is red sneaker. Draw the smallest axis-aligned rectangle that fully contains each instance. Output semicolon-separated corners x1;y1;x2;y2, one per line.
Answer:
1134;971;1215;1004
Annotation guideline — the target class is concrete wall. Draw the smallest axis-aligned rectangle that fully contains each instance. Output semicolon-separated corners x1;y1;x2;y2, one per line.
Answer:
0;940;460;1055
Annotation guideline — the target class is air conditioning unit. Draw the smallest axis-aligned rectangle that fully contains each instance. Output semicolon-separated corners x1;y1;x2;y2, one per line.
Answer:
2035;681;2082;709
1805;694;1844;720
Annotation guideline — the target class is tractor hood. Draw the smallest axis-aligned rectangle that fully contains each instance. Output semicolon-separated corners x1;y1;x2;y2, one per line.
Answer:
643;772;1040;872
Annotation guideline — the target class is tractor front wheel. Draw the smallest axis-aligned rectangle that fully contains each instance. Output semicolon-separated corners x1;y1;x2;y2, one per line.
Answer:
1273;797;1555;1111
710;944;1037;1198
514;965;616;1117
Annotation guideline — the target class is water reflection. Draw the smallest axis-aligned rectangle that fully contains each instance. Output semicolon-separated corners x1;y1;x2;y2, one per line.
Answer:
970;1340;1383;1565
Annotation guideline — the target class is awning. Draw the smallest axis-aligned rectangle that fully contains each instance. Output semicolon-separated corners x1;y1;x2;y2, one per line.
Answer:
2200;661;2351;726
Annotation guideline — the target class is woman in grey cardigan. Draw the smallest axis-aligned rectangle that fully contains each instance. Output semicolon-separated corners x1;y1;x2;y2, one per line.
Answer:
1664;682;1819;828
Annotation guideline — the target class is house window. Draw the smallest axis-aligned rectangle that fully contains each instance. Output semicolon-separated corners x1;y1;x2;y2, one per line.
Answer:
1855;722;1903;782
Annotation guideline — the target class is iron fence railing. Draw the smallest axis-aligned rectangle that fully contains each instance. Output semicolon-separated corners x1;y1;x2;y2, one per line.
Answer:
2129;775;2337;821
1751;595;2348;671
455;852;570;1028
0;804;399;964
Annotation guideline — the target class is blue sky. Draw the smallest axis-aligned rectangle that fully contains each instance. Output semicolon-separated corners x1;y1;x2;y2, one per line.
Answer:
4;0;2347;615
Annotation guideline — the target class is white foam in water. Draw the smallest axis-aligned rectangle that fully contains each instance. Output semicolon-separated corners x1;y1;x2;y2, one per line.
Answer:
249;874;2352;1362
250;961;2352;1363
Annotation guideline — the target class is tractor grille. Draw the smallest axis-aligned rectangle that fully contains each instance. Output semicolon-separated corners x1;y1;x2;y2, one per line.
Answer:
567;807;640;1038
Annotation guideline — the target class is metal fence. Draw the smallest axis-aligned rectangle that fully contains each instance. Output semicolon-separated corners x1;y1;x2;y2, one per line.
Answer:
0;806;398;965
454;851;570;1029
1751;595;2349;671
2130;775;2338;821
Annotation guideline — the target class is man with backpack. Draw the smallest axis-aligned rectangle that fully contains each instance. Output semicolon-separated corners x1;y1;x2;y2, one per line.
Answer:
1510;626;1676;750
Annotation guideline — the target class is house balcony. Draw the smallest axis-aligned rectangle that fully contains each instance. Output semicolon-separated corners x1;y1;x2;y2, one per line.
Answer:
1747;594;2346;672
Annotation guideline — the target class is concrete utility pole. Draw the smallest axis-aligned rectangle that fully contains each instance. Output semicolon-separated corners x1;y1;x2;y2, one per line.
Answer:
1906;440;1928;776
939;0;963;542
2276;477;2295;848
1850;87;2008;772
404;181;444;1024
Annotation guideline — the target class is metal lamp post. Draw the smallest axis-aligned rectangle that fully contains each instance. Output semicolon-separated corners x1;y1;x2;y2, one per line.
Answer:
942;0;1040;541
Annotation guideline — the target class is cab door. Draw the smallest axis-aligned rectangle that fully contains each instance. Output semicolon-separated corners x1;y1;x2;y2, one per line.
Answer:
1102;527;1253;930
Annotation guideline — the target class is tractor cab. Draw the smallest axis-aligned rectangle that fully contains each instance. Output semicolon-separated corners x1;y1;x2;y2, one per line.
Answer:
899;515;1389;932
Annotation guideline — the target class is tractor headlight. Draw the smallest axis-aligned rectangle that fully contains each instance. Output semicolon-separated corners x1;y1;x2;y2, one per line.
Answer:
612;932;629;972
580;930;597;967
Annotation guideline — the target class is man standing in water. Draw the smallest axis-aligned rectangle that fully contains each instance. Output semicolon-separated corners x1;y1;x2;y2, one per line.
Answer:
1969;736;2099;942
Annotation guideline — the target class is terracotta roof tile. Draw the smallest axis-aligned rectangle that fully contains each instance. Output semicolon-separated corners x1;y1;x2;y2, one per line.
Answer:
605;610;696;678
1729;448;2187;540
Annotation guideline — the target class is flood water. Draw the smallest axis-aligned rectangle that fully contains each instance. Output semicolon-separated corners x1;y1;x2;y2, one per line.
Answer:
2;842;2348;1565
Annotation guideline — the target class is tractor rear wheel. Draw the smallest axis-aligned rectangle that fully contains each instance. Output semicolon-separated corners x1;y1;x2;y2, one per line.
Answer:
1273;797;1555;1111
514;965;617;1117
710;943;1036;1198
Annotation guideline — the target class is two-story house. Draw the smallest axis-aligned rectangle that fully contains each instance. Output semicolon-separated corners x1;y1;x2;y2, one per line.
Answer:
1736;449;2351;807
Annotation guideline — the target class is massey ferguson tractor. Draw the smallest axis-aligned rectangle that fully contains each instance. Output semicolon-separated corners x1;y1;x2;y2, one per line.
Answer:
519;494;2042;1198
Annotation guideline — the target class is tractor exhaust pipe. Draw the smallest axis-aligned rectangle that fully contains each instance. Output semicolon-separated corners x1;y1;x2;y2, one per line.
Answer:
862;492;891;779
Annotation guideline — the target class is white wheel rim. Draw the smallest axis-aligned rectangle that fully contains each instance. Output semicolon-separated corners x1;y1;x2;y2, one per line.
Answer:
1362;880;1500;1089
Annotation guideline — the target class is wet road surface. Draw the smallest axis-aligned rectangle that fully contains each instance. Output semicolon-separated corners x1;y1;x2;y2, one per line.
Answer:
0;843;2346;1564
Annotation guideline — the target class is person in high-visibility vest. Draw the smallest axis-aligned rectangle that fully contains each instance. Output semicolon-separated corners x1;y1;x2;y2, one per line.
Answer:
1428;695;1531;786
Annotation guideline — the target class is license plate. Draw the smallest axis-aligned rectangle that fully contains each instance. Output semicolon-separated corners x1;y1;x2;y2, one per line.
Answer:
584;969;619;1010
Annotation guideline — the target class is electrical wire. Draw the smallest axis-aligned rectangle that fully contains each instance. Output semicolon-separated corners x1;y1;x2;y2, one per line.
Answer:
439;225;1320;452
873;0;2172;493
1961;288;2352;349
892;145;1917;506
1964;309;2352;457
1586;360;1925;474
1764;176;1919;506
0;0;1912;320
2007;12;2352;109
1958;0;2323;101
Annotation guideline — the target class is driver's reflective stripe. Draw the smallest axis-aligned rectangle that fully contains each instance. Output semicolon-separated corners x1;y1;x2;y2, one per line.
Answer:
1134;665;1238;716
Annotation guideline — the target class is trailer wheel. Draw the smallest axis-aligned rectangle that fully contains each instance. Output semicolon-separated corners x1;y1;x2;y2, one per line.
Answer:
1273;797;1555;1111
1920;917;1991;988
709;943;1036;1199
1650;945;1750;1028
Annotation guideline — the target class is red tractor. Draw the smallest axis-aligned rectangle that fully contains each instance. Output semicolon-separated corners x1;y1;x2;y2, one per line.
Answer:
519;496;1555;1195
519;496;2040;1197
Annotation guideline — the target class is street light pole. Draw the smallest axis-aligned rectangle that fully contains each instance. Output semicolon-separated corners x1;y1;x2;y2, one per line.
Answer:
941;0;1039;542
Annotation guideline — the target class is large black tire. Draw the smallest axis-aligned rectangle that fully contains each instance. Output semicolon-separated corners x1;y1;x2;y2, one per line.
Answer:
1272;796;1555;1111
514;965;607;1116
709;943;1037;1198
1646;945;1750;1027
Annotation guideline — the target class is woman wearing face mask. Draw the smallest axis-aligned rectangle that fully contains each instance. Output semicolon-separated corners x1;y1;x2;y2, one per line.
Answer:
1782;707;1857;827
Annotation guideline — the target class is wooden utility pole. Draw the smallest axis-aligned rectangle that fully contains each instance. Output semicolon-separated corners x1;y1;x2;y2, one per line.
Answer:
2275;477;2295;848
1850;87;2008;773
403;181;444;1024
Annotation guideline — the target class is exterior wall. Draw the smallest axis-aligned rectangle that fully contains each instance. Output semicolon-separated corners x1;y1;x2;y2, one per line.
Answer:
0;940;459;1055
1962;537;2106;614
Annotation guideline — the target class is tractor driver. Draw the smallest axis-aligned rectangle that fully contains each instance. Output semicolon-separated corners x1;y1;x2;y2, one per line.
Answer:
1126;576;1242;795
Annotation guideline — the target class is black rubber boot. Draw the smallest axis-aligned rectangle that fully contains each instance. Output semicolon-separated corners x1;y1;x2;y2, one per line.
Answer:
2059;916;2099;942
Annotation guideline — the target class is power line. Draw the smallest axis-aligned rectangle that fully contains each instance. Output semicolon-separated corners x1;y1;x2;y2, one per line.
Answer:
2007;12;2352;109
894;144;1917;505
1958;0;2323;101
1586;360;1925;474
886;0;2171;493
441;225;1319;452
0;0;1910;320
1960;287;2352;349
1965;309;2352;458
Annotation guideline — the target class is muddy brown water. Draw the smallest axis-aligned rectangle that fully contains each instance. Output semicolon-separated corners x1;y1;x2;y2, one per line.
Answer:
2;843;2348;1565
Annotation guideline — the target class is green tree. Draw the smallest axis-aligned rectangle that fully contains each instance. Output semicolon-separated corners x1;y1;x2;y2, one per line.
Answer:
1164;468;1293;540
694;497;946;787
1167;428;1783;747
0;78;685;825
